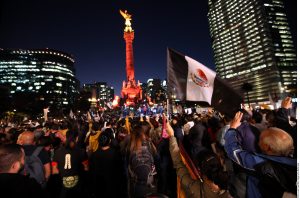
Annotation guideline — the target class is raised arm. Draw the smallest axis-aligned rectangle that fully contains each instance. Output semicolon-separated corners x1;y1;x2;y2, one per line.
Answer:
166;119;201;198
224;112;265;170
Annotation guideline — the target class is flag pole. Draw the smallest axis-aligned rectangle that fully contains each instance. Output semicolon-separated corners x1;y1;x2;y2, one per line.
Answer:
167;98;169;118
166;47;174;119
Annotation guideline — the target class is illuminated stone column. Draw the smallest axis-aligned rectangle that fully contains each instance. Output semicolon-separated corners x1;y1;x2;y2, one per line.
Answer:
124;31;135;83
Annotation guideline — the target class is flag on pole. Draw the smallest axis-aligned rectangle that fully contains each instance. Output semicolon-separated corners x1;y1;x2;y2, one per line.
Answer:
167;48;242;118
177;142;201;198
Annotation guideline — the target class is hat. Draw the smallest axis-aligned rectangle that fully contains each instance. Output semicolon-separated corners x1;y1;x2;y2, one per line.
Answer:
98;132;111;147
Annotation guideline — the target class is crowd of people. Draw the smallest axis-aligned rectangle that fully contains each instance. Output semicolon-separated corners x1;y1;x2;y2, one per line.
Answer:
0;97;297;198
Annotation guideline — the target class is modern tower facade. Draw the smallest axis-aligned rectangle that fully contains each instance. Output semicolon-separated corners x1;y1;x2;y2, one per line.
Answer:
146;79;166;103
208;0;296;103
83;82;114;108
0;48;79;108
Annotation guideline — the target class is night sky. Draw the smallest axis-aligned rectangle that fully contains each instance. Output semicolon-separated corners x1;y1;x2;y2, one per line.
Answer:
0;0;297;95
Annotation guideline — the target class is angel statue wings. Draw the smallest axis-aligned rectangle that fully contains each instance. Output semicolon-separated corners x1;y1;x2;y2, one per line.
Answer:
120;10;133;32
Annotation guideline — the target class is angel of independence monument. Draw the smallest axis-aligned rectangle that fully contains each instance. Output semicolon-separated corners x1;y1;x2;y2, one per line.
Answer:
120;10;142;106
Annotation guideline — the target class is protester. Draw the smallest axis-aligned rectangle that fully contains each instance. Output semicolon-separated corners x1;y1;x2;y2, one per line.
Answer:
188;117;211;161
274;97;297;158
89;131;125;198
166;118;230;198
128;124;158;197
52;126;88;198
87;122;102;155
18;131;51;187
0;144;47;198
224;111;296;198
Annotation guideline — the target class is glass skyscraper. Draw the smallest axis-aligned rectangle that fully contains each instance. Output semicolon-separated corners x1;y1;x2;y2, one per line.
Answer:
208;0;296;103
0;48;79;108
83;82;115;108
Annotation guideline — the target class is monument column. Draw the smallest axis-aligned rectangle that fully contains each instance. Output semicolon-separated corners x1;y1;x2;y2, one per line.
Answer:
124;32;135;82
120;10;142;106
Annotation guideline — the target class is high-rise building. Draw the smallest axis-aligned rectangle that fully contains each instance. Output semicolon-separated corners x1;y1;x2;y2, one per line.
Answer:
146;78;166;103
0;48;79;108
83;82;114;108
208;0;296;103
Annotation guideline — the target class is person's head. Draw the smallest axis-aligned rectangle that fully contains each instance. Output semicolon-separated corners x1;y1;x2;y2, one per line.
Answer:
265;110;276;127
0;133;9;145
171;117;178;126
222;115;231;125
50;123;60;131
65;130;78;149
197;150;228;190
106;121;112;128
252;111;263;124
0;144;25;173
92;122;101;132
18;131;35;145
98;131;111;148
259;127;294;156
37;136;52;151
141;122;151;138
103;128;114;139
239;109;252;122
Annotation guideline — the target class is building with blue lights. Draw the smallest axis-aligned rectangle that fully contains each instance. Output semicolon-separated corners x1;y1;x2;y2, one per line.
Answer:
0;48;79;110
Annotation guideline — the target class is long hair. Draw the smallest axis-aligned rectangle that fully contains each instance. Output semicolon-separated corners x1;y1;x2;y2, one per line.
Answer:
197;150;228;190
129;125;145;153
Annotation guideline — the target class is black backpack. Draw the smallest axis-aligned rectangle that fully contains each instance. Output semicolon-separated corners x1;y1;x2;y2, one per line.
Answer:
24;147;46;186
128;146;157;188
254;156;296;197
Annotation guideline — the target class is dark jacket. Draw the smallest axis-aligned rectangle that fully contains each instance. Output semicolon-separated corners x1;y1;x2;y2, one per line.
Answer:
188;123;210;160
275;108;297;158
0;173;47;198
224;128;297;198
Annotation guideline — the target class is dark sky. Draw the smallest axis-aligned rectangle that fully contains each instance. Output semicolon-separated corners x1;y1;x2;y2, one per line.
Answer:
0;0;297;95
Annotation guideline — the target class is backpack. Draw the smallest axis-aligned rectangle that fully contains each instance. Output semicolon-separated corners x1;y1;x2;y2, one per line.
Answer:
128;146;157;188
24;146;46;186
254;160;296;197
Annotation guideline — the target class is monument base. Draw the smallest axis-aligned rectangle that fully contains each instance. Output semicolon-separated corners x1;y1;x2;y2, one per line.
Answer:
121;80;142;106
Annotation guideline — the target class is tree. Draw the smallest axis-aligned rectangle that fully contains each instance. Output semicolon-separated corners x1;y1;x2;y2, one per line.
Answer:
73;90;91;113
0;85;12;115
12;92;46;118
241;82;253;107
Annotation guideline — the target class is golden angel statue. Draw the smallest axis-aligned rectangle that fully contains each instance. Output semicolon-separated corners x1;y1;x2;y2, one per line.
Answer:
120;10;133;32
